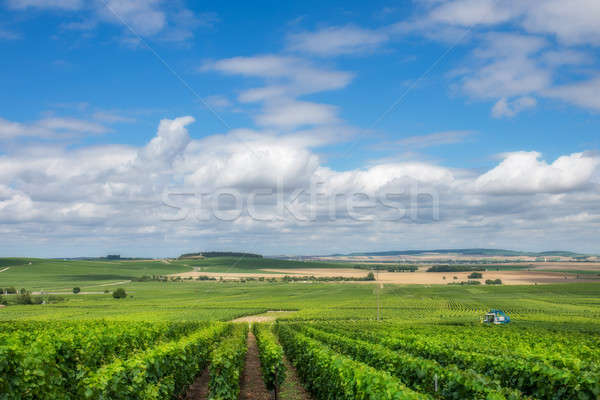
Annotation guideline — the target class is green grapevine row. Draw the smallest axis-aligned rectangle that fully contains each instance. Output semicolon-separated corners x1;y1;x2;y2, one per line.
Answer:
82;322;231;400
208;323;249;400
316;323;600;399
252;323;286;393
296;324;522;400
0;321;207;400
275;323;431;400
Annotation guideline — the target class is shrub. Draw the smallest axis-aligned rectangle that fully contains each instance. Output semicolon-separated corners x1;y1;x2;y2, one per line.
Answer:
427;265;485;272
468;272;483;279
112;288;127;299
366;272;376;281
485;279;502;285
15;291;33;305
6;286;17;294
73;287;81;294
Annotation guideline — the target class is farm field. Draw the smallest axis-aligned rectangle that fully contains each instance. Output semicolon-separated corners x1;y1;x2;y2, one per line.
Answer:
2;258;600;399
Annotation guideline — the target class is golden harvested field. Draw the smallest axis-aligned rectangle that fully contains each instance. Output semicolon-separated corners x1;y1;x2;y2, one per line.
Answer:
171;264;600;285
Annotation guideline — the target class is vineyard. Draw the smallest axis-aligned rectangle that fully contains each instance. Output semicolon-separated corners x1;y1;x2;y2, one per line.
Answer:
2;316;599;399
1;266;600;399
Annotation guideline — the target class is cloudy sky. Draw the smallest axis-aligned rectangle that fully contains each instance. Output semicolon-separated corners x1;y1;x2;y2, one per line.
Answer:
1;0;599;257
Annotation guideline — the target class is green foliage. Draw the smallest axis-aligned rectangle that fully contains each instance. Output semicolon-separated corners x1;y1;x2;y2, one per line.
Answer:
447;280;482;285
253;323;286;391
72;287;81;294
0;321;210;399
15;290;36;305
180;252;263;259
112;288;127;299
82;323;230;399
427;265;485;272
280;274;375;282
295;324;521;399
208;324;248;400
485;279;502;285
332;322;600;399
467;272;483;279
275;324;430;400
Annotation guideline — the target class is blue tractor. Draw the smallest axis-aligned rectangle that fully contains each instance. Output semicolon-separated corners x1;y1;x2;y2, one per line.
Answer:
482;309;510;324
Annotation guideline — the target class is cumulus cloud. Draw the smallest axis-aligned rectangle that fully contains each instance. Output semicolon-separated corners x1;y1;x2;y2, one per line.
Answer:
136;116;193;168
1;117;599;255
475;151;600;194
287;25;388;56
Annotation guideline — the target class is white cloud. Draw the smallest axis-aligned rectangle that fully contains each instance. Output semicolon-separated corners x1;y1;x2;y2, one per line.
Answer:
6;0;82;10
256;100;339;128
203;95;232;109
543;76;600;111
519;0;600;45
0;116;108;139
0;28;20;40
2;117;599;255
287;25;388;56
397;131;474;148
404;1;600;114
427;0;516;26
476;151;600;194
92;111;136;123
206;55;353;100
8;0;210;43
205;55;351;129
417;0;600;46
491;96;537;118
136;116;193;168
458;33;550;101
98;0;166;37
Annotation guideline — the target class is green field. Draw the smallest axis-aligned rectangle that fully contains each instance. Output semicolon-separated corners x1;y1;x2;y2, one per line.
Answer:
2;258;600;399
0;257;354;289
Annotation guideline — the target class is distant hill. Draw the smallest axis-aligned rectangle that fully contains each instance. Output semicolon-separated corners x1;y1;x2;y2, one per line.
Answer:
179;252;263;259
343;249;587;257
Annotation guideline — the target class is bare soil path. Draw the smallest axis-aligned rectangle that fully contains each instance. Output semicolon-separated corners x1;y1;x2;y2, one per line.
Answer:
240;332;272;400
231;311;294;323
0;267;9;273
184;368;210;400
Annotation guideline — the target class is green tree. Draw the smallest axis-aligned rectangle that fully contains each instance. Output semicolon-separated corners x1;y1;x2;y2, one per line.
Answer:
112;288;127;299
72;287;81;294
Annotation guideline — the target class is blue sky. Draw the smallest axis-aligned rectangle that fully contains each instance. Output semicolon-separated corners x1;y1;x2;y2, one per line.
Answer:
1;0;600;257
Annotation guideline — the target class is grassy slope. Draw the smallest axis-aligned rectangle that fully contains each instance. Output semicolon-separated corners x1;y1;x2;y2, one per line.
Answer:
0;258;192;289
174;257;353;273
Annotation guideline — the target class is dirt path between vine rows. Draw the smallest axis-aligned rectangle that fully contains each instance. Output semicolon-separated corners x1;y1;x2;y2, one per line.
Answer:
240;332;272;400
184;368;210;400
231;311;293;323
